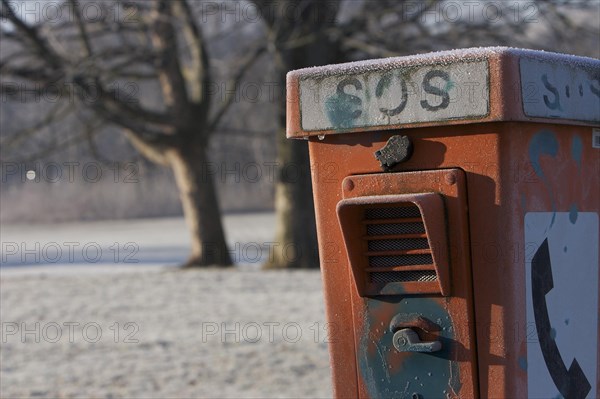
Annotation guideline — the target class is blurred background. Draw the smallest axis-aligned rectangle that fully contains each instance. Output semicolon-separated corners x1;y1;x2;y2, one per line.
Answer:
1;0;598;397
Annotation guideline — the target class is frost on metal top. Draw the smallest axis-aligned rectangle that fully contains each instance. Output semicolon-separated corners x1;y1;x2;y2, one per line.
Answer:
287;47;600;135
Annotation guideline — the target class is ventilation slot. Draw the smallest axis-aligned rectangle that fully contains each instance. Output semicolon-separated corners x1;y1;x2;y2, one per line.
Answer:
369;254;434;267
371;270;438;284
363;205;437;286
365;206;422;219
366;223;425;236
368;238;430;252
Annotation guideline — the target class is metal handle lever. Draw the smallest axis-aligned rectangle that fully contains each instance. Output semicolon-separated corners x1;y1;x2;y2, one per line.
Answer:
392;328;441;353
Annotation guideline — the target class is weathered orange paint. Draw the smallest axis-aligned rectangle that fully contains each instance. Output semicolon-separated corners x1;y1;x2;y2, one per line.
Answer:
287;48;600;398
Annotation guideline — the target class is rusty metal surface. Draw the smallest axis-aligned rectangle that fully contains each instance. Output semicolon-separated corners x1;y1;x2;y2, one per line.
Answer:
337;186;451;297
337;169;477;398
306;120;599;398
492;122;599;398
308;130;479;397
296;46;600;399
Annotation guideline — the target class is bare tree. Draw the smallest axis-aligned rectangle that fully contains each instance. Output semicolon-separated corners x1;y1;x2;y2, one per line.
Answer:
2;0;595;270
247;0;341;269
0;0;265;267
252;0;598;269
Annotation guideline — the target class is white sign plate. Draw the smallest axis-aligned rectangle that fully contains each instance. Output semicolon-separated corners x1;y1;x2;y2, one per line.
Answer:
299;61;489;131
525;212;599;399
520;57;600;123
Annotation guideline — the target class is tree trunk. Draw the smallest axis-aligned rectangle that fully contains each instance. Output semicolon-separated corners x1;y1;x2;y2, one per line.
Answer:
169;145;232;267
263;128;319;269
263;2;343;269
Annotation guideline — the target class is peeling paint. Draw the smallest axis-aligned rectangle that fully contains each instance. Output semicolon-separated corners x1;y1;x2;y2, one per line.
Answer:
325;78;363;130
359;298;460;398
518;356;528;371
569;204;579;224
528;130;559;226
571;135;583;169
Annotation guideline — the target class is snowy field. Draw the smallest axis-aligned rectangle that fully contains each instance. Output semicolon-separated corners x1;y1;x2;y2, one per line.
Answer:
0;213;332;398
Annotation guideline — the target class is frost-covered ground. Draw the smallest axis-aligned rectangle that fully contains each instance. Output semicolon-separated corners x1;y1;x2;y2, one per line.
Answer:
1;213;285;269
0;214;332;398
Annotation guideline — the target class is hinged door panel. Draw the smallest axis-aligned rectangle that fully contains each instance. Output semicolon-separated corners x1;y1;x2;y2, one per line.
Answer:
337;168;478;399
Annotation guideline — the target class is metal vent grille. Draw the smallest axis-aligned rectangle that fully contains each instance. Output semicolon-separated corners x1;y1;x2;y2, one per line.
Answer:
368;238;430;251
369;254;434;267
370;270;438;284
366;223;426;235
365;206;422;219
364;204;436;286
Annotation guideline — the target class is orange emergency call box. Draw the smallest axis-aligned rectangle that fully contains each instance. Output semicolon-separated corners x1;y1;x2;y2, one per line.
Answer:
286;47;599;398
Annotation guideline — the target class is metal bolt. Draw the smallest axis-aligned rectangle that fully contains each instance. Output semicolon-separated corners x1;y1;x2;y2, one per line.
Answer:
395;335;407;348
445;173;456;185
343;179;354;192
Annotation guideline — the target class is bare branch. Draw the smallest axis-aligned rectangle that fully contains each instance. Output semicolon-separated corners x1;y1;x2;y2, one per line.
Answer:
207;44;267;134
0;0;64;68
339;36;400;58
68;0;94;57
0;65;60;83
217;126;274;138
80;115;118;166
174;0;211;104
150;0;190;115
0;101;74;151
6;118;105;164
1;0;172;134
121;128;171;166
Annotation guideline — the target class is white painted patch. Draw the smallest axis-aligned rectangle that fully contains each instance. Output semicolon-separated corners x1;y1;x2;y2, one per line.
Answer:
525;212;599;398
299;61;489;131
593;128;600;149
520;58;600;123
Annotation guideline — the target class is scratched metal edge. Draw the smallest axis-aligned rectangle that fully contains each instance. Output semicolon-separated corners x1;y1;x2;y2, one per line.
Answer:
286;47;600;139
